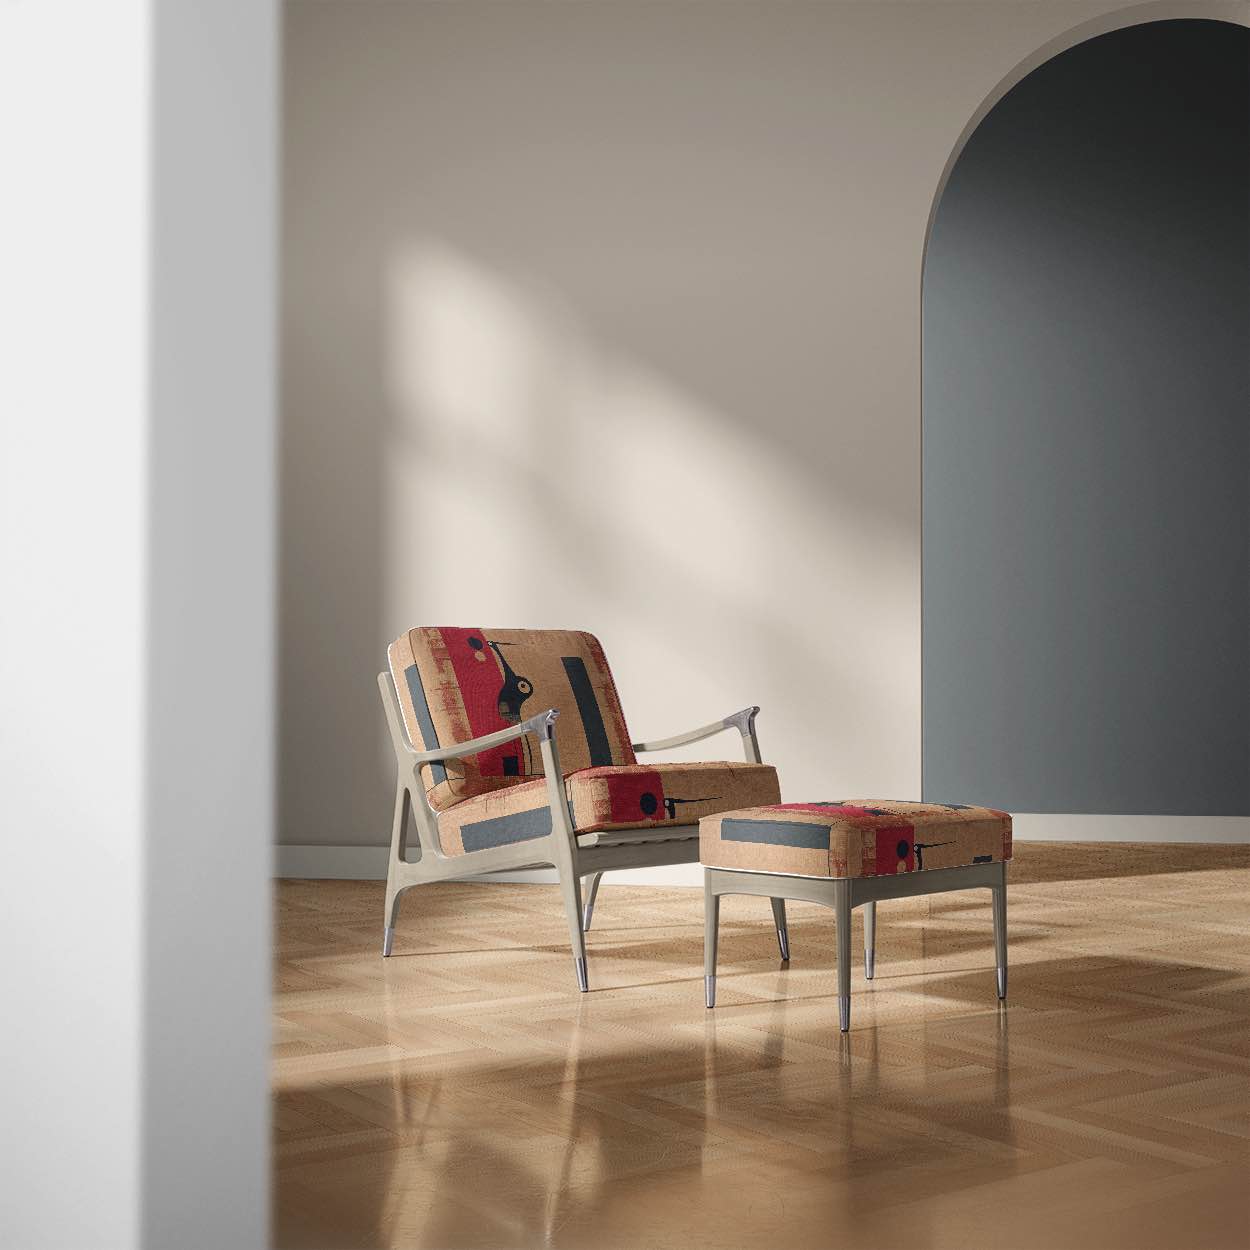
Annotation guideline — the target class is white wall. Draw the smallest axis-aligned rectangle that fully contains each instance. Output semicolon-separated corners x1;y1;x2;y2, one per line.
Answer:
0;2;276;1246
278;0;1112;851
143;2;277;1245
280;0;1248;866
1;5;149;1242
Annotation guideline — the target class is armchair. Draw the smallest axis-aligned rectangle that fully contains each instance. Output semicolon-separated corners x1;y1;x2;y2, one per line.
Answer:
378;626;783;990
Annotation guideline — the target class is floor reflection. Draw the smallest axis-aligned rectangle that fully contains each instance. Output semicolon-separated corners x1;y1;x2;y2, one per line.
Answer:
273;844;1250;1250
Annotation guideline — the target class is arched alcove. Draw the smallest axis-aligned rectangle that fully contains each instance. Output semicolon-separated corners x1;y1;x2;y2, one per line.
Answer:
922;18;1249;815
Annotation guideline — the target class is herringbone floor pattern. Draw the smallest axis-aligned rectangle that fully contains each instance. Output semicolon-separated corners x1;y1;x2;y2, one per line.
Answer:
274;843;1250;1250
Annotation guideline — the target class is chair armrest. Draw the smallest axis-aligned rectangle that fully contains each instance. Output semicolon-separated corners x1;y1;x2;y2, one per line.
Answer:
632;707;761;761
408;708;560;764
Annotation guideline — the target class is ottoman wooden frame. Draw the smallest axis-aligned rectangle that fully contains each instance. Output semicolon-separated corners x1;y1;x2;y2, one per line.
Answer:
704;859;1008;1032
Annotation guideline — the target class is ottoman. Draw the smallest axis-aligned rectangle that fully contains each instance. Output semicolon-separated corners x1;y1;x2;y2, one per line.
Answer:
699;801;1012;1031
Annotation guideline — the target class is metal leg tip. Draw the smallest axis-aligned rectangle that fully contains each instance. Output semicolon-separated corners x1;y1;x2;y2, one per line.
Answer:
838;995;851;1033
865;952;875;981
581;904;594;933
997;967;1007;1000
776;928;790;962
382;926;395;958
704;975;716;1009
574;956;589;993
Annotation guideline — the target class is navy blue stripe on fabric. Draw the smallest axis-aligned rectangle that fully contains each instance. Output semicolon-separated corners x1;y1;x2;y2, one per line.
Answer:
459;804;553;852
561;656;612;766
721;818;831;850
403;663;447;785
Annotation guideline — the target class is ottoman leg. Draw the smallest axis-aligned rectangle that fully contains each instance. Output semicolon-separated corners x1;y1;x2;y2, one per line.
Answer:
770;897;791;961
863;900;876;980
834;879;851;1032
704;877;720;1009
992;865;1008;1000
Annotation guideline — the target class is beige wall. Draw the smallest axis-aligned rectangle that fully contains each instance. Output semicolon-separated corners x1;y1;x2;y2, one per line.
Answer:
280;0;1156;848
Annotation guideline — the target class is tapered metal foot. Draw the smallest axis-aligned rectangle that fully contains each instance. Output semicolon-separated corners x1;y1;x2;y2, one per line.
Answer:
997;966;1007;1000
865;950;875;980
770;897;790;962
574;956;589;993
581;872;603;933
705;975;716;1009
382;926;394;958
838;994;851;1033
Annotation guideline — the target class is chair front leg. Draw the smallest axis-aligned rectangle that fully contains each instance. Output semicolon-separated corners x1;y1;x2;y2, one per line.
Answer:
539;730;589;991
557;861;589;992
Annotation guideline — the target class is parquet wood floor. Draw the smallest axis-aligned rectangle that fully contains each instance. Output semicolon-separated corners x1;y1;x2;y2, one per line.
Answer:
273;843;1250;1250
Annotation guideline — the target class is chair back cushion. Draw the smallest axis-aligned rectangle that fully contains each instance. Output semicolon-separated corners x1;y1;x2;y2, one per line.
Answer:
388;627;636;808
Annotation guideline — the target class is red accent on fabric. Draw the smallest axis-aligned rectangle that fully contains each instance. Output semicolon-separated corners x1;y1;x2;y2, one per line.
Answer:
873;826;915;876
771;803;880;819
603;770;666;823
438;626;514;778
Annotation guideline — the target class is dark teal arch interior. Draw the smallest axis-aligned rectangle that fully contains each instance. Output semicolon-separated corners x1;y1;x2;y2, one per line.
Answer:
922;19;1249;815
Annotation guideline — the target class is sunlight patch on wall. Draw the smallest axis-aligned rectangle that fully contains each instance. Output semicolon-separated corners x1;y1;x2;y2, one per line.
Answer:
383;239;916;791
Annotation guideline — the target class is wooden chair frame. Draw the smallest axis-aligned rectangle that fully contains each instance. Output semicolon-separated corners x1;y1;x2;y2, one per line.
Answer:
377;671;785;991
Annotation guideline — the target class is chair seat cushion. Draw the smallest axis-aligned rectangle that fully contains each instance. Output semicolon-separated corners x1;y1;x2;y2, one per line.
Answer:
436;762;781;856
700;800;1012;879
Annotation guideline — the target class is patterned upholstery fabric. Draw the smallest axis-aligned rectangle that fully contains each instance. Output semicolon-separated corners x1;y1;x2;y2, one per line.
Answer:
437;762;782;856
389;627;636;810
700;801;1012;879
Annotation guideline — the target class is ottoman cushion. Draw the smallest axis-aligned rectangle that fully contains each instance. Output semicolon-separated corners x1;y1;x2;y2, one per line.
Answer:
700;800;1012;879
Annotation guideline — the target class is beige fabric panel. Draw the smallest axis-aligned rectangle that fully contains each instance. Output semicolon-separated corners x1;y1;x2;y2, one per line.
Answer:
435;777;553;857
699;810;837;877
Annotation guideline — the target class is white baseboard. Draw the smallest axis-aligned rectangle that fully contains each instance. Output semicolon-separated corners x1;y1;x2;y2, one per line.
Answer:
275;814;1247;881
274;843;391;880
1011;814;1248;843
272;841;559;884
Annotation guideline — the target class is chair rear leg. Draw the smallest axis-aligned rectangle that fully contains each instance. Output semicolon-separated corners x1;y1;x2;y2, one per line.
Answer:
581;871;604;932
770;897;790;961
863;900;876;980
557;863;589;991
382;782;411;957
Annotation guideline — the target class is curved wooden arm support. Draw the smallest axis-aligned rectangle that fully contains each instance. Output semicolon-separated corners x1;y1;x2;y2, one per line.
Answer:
409;707;559;764
632;706;762;764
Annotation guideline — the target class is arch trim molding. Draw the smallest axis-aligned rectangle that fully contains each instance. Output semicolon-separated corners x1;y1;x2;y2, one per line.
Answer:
922;1;1250;259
